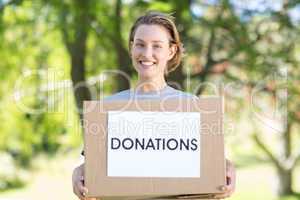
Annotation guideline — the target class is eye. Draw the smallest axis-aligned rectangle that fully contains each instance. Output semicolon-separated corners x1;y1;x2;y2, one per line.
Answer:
135;43;144;47
153;44;162;49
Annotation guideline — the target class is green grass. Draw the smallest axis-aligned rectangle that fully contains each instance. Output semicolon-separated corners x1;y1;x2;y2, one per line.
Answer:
0;151;79;200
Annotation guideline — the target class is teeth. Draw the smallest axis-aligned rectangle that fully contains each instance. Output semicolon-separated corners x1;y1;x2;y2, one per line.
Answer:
141;61;154;66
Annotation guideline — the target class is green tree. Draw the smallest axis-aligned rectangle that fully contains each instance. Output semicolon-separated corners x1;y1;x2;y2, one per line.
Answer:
188;0;300;196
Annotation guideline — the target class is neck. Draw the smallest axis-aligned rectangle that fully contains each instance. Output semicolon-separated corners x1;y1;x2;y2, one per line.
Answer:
135;76;167;93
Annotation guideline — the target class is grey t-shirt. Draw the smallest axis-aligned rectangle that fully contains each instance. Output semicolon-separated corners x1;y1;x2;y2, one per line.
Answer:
104;85;197;101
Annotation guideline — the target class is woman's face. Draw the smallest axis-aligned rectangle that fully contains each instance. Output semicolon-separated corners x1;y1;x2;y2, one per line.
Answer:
131;24;176;81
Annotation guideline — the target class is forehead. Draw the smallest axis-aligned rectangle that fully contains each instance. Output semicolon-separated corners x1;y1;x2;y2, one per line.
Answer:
133;24;171;42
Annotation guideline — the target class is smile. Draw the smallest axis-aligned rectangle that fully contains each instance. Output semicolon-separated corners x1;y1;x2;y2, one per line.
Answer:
139;61;156;67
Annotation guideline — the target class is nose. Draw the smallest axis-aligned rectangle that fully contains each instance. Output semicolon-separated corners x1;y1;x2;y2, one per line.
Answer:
142;45;153;59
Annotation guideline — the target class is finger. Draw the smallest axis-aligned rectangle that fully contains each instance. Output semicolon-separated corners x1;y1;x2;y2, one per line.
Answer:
225;175;234;196
216;160;236;199
224;177;235;197
213;186;232;199
80;176;89;194
224;184;235;197
226;175;231;185
73;184;85;200
214;184;235;199
77;179;89;196
74;178;88;200
72;164;86;200
225;160;236;188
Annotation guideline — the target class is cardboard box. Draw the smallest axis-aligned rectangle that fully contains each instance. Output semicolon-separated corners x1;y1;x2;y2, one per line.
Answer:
84;98;225;199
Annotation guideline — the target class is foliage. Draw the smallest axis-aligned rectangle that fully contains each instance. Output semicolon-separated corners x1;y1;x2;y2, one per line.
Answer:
0;0;299;197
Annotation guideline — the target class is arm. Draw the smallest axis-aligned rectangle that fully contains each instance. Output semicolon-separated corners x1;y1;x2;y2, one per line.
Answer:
72;163;98;200
72;163;88;200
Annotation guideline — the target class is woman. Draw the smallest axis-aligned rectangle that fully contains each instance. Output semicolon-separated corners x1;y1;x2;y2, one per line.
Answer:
72;11;235;200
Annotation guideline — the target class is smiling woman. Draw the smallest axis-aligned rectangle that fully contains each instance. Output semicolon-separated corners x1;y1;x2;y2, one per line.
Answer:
131;25;175;82
129;12;183;71
128;11;184;92
72;11;235;200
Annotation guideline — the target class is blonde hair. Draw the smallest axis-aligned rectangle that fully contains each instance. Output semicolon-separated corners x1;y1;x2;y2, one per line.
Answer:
129;11;184;73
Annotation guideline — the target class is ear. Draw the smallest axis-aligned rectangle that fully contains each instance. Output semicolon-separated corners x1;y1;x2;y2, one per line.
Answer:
167;44;177;61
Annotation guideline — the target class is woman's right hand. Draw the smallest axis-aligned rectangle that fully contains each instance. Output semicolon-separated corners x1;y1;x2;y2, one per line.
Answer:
72;163;96;200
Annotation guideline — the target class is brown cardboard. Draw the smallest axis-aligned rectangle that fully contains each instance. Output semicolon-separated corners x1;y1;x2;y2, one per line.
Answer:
83;98;225;199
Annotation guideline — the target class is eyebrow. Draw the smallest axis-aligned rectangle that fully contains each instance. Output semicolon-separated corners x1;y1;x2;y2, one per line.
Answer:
135;38;165;43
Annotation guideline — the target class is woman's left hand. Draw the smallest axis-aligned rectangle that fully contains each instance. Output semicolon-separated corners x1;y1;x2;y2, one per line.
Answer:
213;159;236;199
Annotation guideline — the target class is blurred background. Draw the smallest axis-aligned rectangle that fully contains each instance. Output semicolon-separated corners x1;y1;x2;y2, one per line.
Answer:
0;0;299;199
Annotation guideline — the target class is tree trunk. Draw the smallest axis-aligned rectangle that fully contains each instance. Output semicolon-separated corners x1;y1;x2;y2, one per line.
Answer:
60;1;92;122
114;42;132;91
252;118;296;196
113;0;132;92
277;168;293;196
277;123;294;196
70;44;91;122
166;0;192;90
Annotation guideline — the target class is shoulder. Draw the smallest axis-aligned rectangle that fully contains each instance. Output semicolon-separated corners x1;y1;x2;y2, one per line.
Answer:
164;86;199;99
103;89;132;101
102;86;199;101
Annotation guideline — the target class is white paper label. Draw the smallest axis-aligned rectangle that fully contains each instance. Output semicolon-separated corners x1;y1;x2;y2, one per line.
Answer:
107;111;201;178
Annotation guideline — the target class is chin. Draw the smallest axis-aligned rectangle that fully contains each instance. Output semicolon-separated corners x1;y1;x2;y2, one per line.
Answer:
137;69;156;79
